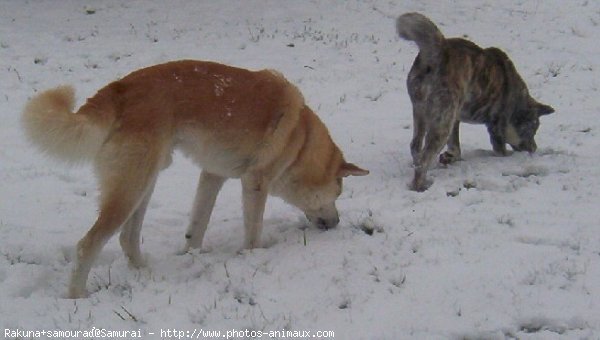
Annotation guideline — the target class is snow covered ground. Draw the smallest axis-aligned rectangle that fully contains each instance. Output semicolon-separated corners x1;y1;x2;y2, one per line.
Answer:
1;0;599;338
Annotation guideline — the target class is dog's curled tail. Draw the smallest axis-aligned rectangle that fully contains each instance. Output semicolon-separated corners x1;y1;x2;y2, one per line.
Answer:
396;12;445;65
22;86;114;164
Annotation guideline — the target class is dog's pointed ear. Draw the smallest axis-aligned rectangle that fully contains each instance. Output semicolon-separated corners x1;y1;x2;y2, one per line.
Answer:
535;102;555;116
529;98;554;116
337;162;369;177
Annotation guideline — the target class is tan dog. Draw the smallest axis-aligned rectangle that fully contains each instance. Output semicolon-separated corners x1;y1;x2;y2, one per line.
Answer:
22;60;368;298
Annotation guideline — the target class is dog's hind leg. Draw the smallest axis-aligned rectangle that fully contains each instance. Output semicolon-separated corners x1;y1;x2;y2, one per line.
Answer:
119;182;156;268
410;106;427;166
411;106;456;192
183;171;227;252
439;120;461;165
68;136;165;298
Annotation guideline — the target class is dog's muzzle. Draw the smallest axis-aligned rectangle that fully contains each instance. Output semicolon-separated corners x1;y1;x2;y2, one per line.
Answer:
306;214;340;230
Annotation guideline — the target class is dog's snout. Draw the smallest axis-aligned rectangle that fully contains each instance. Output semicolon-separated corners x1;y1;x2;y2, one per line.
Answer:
528;142;537;153
315;216;340;230
305;203;340;230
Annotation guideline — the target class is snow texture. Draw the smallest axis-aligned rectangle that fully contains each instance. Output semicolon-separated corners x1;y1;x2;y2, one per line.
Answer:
1;1;599;339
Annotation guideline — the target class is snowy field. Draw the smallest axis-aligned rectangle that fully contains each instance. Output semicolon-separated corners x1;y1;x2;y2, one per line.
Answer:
1;0;599;339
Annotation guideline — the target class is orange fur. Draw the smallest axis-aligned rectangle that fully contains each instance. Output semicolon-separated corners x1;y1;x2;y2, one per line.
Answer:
22;60;368;298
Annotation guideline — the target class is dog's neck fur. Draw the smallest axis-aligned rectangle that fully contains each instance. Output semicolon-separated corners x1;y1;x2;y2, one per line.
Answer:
270;106;342;207
293;107;342;183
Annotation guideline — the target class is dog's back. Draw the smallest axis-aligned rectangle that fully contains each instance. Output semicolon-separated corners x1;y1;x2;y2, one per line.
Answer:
24;61;306;177
397;13;537;125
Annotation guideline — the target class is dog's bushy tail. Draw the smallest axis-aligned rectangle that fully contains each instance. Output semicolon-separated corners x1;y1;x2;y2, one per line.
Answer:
22;86;114;164
396;12;445;65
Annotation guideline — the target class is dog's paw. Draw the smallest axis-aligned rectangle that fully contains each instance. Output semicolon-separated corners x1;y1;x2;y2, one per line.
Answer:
439;152;459;165
127;256;147;269
66;286;89;299
492;146;509;157
176;245;210;256
243;240;263;250
409;178;432;192
493;151;512;157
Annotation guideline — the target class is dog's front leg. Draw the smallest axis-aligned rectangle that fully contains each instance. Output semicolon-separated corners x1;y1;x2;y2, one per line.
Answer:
184;171;226;251
241;172;269;249
487;123;508;156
